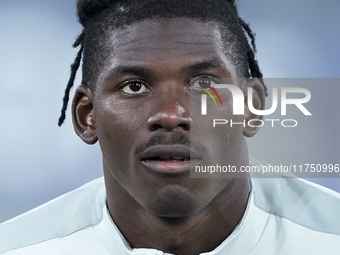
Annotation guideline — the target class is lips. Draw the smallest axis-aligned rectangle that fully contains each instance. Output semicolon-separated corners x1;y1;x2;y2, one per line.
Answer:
139;145;202;174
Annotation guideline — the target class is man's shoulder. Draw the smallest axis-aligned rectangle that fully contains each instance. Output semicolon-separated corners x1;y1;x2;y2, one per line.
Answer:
252;170;340;236
0;177;106;254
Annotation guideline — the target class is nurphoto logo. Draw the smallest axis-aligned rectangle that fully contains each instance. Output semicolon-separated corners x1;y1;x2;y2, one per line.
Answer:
197;79;312;128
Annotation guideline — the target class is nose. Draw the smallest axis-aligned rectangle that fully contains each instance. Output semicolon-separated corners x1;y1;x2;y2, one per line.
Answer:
147;96;191;132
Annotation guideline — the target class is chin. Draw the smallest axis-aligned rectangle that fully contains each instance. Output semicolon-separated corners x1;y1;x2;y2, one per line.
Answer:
147;185;198;218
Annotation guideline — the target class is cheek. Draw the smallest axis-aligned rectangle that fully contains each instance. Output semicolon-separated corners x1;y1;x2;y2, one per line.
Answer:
213;103;245;163
93;101;148;188
192;94;243;137
93;98;148;166
95;97;146;136
191;92;245;166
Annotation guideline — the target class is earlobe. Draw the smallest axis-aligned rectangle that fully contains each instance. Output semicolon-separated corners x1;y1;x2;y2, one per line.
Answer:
243;78;265;137
72;85;98;144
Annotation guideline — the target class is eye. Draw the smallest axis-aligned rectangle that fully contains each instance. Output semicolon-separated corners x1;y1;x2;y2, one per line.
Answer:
121;81;150;94
191;77;217;91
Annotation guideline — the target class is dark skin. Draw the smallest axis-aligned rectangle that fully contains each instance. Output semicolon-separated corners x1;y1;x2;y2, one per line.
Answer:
72;18;264;254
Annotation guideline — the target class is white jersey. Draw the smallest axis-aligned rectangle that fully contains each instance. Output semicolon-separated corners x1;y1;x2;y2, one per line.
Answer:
1;160;340;254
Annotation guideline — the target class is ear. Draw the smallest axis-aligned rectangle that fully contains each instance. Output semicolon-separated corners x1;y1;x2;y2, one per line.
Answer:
72;85;98;144
243;78;265;137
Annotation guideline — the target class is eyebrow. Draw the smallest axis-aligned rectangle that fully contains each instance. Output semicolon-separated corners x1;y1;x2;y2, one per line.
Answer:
108;66;150;77
187;58;226;72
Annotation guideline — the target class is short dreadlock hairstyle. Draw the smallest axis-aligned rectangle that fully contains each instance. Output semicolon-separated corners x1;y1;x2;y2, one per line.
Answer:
58;0;266;126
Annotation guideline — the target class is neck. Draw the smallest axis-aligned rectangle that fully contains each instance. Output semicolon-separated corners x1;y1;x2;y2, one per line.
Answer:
105;173;250;255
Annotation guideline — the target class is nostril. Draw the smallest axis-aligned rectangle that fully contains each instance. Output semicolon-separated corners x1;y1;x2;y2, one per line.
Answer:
147;113;191;132
178;123;190;131
149;124;164;132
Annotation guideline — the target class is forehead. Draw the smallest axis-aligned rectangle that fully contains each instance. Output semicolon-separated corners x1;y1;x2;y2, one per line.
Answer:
97;18;237;83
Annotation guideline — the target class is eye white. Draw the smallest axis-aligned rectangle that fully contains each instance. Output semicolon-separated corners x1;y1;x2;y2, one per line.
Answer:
122;82;149;94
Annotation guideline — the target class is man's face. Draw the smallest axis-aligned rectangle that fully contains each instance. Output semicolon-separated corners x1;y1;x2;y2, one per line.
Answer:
86;18;250;217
